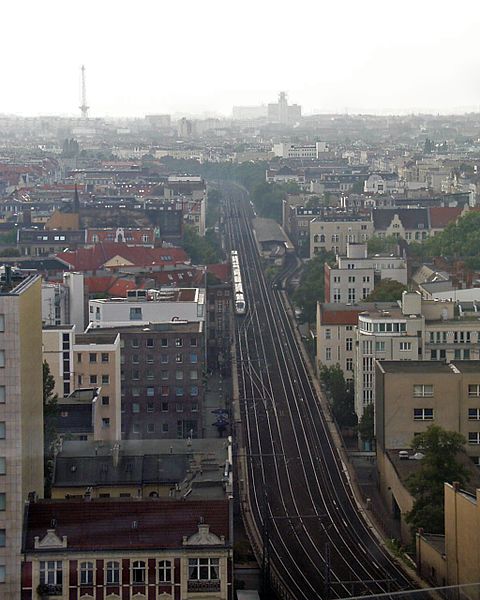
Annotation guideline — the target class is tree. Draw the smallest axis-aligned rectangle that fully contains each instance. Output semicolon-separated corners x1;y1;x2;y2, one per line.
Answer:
422;211;480;260
293;251;335;323
406;425;470;535
358;404;374;447
182;226;223;265
43;361;59;498
424;138;433;154
366;235;398;255
319;364;356;428
365;279;406;302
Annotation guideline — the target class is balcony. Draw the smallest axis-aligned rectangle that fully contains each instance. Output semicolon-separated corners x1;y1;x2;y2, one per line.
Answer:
188;580;221;593
37;583;63;597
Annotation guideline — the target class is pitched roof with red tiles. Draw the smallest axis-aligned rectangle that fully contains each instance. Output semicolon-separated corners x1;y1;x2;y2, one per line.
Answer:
24;499;230;552
56;242;188;272
429;206;463;229
207;263;231;283
147;268;205;287
84;275;142;297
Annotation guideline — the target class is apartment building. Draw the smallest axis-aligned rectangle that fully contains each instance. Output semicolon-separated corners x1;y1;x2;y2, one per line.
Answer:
272;141;327;159
0;273;44;596
375;360;480;463
310;214;374;256
88;288;206;329
354;292;480;421
316;303;372;385
99;321;205;440
22;498;232;600
324;243;407;304
42;272;85;331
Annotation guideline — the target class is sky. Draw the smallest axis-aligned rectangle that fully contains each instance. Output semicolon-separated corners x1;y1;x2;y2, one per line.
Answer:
2;0;480;118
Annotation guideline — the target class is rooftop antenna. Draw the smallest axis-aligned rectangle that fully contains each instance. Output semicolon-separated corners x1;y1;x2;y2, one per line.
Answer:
79;65;89;119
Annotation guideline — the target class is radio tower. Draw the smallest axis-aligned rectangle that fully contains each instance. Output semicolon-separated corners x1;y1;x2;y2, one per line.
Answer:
79;65;89;119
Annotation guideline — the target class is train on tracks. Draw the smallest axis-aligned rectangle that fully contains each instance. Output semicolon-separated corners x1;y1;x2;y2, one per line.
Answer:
231;250;246;315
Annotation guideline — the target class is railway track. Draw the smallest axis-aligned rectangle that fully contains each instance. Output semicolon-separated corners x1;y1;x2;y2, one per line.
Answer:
220;181;414;600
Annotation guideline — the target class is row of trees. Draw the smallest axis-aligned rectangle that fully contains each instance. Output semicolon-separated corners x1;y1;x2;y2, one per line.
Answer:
293;250;335;322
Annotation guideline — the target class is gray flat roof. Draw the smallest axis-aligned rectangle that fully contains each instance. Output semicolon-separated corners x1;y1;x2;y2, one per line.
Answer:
377;360;454;374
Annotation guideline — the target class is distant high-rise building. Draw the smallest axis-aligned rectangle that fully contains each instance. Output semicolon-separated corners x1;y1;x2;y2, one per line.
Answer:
0;271;44;596
145;114;172;129
267;91;302;125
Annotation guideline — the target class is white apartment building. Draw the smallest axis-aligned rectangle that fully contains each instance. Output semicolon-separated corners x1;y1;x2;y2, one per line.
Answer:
354;291;480;422
272;142;327;159
310;215;374;256
325;243;407;304
88;288;206;329
42;272;85;331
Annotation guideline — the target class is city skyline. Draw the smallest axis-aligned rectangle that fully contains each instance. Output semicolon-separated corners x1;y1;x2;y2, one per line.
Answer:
2;0;480;118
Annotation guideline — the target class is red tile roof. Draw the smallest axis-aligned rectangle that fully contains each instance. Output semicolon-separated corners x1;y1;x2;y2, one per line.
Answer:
147;268;205;287
429;207;463;229
207;263;231;283
24;499;230;552
319;306;363;325
56;242;188;272
85;275;141;297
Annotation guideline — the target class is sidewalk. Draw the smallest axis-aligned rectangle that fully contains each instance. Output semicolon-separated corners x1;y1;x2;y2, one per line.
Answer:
204;372;232;438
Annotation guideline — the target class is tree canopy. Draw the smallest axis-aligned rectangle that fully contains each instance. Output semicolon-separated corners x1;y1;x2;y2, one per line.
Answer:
365;279;406;302
422;211;480;261
293;251;335;323
182;226;223;265
406;425;470;535
43;361;59;498
319;364;356;428
366;235;398;255
358;403;374;446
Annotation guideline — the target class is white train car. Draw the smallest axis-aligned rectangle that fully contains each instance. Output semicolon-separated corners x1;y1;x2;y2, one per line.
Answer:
231;250;246;315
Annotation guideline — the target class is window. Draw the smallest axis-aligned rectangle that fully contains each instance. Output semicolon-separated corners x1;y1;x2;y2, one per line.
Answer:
414;384;433;397
469;385;480;397
176;370;184;381
346;338;353;352
346;358;353;371
0;493;5;510
147;354;154;364
190;353;198;364
176;353;183;364
161;338;168;347
132;561;146;584
325;348;331;361
176;387;184;397
192;402;198;412
0;387;5;404
161;370;168;380
102;418;110;429
80;561;94;585
188;558;219;581
468;408;480;420
175;338;183;347
414;408;434;421
132;370;140;380
132;403;140;413
191;386;199;397
147;402;154;413
146;338;154;348
101;353;109;363
147;423;155;433
190;337;198;347
161;354;169;364
0;315;4;332
161;386;169;396
101;374;109;385
430;349;437;360
375;341;385;352
399;342;412;351
133;424;140;434
130;307;142;321
132;387;140;397
146;387;155;397
190;370;198;380
159;560;172;583
89;353;97;363
0;423;5;440
0;351;5;368
106;561;120;585
468;432;480;445
40;561;62;587
0;565;4;584
162;423;169;432
325;329;331;340
0;530;5;547
131;338;139;348
102;396;109;406
89;375;97;385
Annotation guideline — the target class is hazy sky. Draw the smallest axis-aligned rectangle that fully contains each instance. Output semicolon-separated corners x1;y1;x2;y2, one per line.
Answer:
2;0;480;117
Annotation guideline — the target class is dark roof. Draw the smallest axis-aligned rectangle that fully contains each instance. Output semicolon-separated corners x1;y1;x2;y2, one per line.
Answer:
450;360;480;373
376;360;454;374
24;498;230;552
56;404;93;434
372;208;429;231
54;454;191;487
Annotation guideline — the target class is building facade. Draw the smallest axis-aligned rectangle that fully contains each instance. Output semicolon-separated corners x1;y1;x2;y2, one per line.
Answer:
310;215;374;256
0;274;44;596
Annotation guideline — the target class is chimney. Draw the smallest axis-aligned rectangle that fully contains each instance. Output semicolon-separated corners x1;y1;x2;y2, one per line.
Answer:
112;443;120;468
23;207;32;226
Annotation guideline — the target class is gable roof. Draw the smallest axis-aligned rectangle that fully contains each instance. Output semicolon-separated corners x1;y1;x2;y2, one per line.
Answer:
372;208;429;231
24;498;230;552
428;206;463;229
56;242;188;272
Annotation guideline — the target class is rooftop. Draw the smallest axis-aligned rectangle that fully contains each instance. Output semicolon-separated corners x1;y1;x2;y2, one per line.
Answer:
23;498;230;552
376;360;455;374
